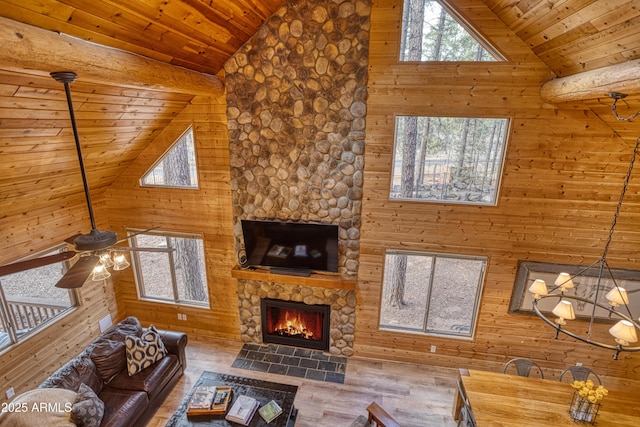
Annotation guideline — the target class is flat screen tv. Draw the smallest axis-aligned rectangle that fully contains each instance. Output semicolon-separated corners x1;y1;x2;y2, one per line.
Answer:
241;219;339;275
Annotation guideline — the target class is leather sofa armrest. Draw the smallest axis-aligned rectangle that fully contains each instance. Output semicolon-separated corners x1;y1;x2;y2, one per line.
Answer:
156;329;188;371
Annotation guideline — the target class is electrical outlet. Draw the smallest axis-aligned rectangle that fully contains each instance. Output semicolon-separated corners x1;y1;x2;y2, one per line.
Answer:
177;313;183;320
430;345;436;353
177;313;187;320
182;314;187;321
6;387;15;399
576;362;583;367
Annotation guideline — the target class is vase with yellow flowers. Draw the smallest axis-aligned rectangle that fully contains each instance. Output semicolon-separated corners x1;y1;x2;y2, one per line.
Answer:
569;380;608;423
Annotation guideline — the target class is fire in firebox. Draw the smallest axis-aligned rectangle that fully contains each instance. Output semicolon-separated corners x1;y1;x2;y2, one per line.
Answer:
272;311;315;340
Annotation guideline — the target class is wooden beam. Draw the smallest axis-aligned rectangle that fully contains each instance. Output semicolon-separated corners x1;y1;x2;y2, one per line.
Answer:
0;16;223;97
540;59;640;103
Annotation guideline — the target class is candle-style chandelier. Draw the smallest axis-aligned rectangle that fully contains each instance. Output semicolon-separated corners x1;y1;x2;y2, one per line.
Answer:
529;93;640;360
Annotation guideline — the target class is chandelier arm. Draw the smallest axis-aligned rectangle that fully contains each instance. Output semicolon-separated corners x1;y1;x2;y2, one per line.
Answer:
601;259;636;320
545;259;602;294
532;295;640;353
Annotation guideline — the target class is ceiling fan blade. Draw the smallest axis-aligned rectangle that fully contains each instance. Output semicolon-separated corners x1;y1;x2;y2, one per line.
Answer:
64;234;82;245
55;255;99;289
115;226;160;244
111;247;175;253
0;251;77;277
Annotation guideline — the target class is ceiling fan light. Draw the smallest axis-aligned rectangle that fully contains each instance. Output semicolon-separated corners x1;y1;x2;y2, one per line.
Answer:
100;252;114;268
113;253;130;271
92;263;111;281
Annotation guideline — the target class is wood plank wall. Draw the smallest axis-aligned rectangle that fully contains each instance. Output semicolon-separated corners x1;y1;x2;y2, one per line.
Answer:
104;93;239;340
357;0;640;379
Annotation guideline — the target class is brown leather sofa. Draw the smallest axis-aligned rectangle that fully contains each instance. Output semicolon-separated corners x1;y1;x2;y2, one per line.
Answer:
39;316;187;427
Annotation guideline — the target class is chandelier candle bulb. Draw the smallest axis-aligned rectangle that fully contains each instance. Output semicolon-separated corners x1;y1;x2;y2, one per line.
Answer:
605;287;629;306
552;300;575;325
555;272;574;292
609;320;638;346
528;279;548;299
113;253;130;271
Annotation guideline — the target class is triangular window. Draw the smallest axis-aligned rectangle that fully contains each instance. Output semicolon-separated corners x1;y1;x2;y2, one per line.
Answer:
141;127;198;188
400;0;503;62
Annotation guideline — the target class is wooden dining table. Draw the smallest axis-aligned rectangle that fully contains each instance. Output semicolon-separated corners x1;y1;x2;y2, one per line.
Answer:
453;368;640;426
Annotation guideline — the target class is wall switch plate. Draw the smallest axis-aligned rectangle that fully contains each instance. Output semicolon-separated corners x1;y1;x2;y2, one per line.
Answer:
6;387;15;399
99;314;113;333
430;345;436;353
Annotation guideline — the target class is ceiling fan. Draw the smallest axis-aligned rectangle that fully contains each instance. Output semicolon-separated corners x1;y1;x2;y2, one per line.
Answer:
0;71;163;289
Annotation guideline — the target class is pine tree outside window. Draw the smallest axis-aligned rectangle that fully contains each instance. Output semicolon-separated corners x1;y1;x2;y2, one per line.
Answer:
141;126;199;188
400;0;502;62
380;250;486;339
129;229;209;307
391;116;510;205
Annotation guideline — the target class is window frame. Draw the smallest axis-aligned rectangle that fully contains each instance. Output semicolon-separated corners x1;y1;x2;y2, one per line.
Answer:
129;228;210;308
379;249;487;340
389;115;511;206
0;244;78;350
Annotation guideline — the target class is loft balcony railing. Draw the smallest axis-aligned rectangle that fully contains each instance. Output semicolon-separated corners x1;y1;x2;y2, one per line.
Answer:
7;296;68;330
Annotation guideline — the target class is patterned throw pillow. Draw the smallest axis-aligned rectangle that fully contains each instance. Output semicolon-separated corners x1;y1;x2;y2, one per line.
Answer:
125;325;167;376
71;383;105;427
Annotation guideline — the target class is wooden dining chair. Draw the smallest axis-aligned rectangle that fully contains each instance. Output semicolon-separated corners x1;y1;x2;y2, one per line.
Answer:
456;378;477;427
503;358;544;378
559;366;601;385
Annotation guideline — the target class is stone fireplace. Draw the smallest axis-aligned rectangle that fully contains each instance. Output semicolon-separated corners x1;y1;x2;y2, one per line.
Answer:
237;279;355;356
225;0;369;357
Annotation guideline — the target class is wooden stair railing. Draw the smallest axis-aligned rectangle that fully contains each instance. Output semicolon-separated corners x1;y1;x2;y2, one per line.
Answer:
366;402;401;427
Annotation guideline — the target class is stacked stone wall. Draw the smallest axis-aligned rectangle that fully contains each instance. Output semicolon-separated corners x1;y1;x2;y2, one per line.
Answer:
225;0;370;279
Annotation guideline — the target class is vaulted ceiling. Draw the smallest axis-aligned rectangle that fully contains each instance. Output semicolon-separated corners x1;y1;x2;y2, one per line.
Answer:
1;0;640;246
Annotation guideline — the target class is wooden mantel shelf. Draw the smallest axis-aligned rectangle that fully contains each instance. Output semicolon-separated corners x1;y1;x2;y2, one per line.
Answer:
231;266;356;290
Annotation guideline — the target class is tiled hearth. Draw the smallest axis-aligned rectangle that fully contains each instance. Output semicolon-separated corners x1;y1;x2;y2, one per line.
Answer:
232;343;347;384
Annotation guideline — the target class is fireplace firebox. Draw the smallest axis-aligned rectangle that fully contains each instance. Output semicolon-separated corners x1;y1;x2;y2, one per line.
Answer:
261;298;330;351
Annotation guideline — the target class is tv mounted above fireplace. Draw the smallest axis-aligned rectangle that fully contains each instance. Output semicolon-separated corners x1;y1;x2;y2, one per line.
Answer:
240;219;339;276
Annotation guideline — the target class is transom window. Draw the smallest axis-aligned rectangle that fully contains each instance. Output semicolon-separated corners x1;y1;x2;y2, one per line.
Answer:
380;250;486;339
130;230;209;307
400;0;502;61
391;116;509;205
0;246;77;350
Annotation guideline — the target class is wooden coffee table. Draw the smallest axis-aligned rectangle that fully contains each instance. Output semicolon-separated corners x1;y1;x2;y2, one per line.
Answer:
166;371;298;427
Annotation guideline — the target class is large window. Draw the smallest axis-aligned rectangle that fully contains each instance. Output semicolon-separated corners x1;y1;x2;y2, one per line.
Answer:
400;0;502;61
130;230;209;307
380;250;486;338
391;116;509;205
0;246;77;350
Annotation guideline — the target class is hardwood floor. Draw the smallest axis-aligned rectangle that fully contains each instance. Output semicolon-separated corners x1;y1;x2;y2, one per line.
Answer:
148;335;460;427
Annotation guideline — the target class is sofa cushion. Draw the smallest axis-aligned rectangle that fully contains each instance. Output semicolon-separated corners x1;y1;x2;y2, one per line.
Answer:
98;388;148;427
0;388;76;427
89;340;126;383
108;354;180;399
39;354;103;395
71;383;104;427
125;325;167;376
101;316;142;342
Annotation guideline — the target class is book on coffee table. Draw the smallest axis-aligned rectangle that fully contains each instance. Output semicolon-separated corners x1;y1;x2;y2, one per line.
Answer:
258;400;283;423
225;395;259;425
186;386;216;414
187;386;232;416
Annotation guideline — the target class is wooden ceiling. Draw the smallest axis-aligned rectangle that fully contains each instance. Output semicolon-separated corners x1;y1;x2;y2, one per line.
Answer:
1;0;640;250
